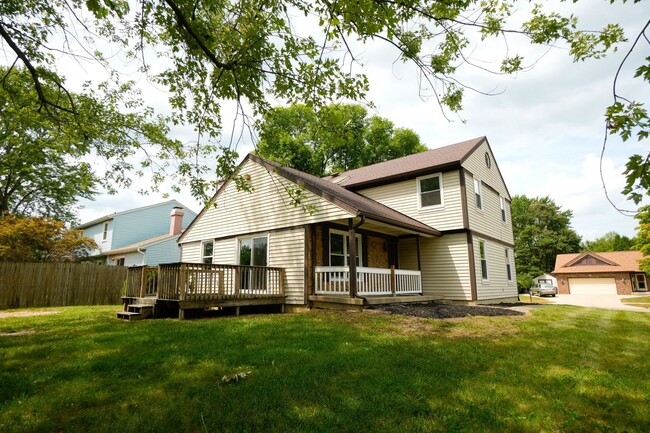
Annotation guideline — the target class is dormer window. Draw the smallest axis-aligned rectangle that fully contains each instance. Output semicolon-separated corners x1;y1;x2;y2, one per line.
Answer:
417;174;443;209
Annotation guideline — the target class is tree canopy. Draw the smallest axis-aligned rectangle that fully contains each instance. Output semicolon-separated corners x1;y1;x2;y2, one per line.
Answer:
582;231;635;253
634;205;650;273
256;104;427;177
511;195;582;286
0;214;96;262
0;0;645;203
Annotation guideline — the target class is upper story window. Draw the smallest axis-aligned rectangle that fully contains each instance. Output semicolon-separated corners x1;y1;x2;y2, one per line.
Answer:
329;229;362;267
102;222;109;241
417;174;443;209
500;197;506;222
479;240;488;280
201;240;214;264
474;179;483;210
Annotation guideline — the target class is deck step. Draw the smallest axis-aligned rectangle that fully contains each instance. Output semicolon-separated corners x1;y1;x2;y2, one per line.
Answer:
117;311;147;321
127;304;154;310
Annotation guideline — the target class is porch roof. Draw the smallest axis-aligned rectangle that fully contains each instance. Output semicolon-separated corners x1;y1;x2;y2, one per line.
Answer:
249;154;441;237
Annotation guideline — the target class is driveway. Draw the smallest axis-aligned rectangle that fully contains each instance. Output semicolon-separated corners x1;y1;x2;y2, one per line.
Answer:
543;294;650;312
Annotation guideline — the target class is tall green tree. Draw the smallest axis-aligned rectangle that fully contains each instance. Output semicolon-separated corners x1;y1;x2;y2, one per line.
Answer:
582;231;635;252
634;205;650;273
0;66;183;223
0;0;644;201
511;195;582;280
256;104;427;176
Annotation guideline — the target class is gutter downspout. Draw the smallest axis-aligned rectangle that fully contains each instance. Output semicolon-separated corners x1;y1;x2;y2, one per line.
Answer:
137;247;146;266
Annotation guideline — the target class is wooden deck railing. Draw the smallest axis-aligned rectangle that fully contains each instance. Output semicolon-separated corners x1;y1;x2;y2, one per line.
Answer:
155;263;285;301
125;266;158;297
314;266;422;296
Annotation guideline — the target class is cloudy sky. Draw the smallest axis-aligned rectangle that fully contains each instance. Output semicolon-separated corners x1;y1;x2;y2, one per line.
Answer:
69;1;648;241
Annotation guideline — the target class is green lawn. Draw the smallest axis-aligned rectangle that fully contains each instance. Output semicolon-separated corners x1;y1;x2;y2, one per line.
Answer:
1;305;650;433
622;295;650;308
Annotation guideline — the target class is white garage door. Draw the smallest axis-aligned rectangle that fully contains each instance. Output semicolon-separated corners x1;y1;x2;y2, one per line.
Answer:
568;278;617;295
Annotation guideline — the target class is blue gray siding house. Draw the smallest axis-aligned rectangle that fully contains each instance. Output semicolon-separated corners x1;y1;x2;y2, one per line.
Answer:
77;200;198;266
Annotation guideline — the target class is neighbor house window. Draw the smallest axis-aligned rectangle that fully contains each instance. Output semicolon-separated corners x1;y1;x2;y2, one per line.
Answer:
474;179;483;210
479;240;488;280
417;174;443;209
505;248;512;281
102;222;109;241
329;230;362;267
500;197;506;222
115;257;125;266
201;240;214;264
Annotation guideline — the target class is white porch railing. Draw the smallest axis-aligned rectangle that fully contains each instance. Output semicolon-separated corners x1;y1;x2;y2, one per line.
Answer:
314;266;422;296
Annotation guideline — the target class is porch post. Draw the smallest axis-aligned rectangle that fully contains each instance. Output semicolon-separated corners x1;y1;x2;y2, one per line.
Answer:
348;218;357;298
416;236;422;271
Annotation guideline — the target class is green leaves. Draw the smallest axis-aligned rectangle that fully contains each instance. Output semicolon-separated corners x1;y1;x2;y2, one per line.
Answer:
255;103;427;177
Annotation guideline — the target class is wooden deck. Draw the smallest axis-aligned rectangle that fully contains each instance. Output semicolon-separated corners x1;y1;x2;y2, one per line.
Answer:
123;263;286;319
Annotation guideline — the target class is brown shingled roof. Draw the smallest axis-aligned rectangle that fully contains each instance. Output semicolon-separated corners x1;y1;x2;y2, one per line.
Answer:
323;136;486;189
248;154;441;237
553;251;645;274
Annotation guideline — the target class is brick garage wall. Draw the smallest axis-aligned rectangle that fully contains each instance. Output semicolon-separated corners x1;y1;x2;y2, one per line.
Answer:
556;272;633;295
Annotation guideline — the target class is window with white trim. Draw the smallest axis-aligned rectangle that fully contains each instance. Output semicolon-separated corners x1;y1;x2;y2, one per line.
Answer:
505;248;512;281
474;178;483;210
201;240;214;264
417;174;443;209
479;240;488;280
329;230;362;266
238;236;268;267
500;197;506;222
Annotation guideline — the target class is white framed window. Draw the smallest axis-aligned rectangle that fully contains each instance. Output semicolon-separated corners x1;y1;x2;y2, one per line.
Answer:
201;240;214;264
238;235;268;267
417;173;443;209
500;197;507;223
102;222;109;241
505;248;512;282
479;240;488;280
329;229;362;267
474;178;483;210
238;235;269;291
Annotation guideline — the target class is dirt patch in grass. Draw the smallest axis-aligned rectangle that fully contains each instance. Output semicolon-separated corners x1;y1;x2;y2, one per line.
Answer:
0;310;61;319
369;302;526;319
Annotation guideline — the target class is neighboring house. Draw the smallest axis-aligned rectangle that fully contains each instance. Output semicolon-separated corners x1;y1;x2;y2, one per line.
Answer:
77;200;198;266
533;273;557;287
553;251;649;295
177;136;518;308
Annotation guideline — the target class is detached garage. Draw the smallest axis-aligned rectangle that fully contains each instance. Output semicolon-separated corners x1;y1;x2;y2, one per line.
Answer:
553;251;648;296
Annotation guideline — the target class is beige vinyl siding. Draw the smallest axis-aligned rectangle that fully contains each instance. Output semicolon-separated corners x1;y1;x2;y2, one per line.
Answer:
398;234;472;300
268;228;305;305
213;238;237;264
466;175;514;244
181;241;202;263
474;237;518;300
358;171;464;231
462;140;509;198
181;160;353;243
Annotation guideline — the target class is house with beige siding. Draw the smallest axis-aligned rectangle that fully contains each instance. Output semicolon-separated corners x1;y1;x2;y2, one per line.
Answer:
174;136;518;311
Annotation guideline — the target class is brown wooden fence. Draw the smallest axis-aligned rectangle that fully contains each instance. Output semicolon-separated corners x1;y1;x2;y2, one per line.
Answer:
0;262;128;309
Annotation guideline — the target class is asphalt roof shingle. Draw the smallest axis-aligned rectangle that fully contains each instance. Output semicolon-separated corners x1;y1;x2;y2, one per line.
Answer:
553;251;645;274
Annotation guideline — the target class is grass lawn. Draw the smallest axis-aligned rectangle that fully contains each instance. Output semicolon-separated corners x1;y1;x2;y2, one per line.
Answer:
2;305;650;433
621;295;650;308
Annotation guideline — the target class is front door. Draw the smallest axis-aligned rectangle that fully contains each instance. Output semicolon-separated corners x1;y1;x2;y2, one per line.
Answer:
239;236;268;291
